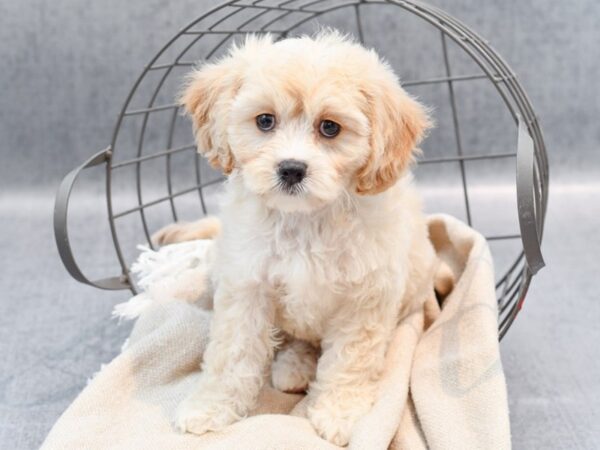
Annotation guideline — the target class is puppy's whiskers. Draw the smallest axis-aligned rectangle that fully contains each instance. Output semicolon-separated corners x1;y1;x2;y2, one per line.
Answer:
291;182;307;196
275;179;306;196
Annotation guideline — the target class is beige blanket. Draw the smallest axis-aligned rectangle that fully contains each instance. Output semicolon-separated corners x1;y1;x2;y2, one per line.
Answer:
42;214;510;450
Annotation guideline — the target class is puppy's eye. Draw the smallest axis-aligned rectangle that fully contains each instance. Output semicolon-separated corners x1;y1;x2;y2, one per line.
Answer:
256;114;276;131
319;120;341;138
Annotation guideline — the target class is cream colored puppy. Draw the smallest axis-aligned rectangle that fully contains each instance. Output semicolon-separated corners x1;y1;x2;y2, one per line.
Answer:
163;31;437;446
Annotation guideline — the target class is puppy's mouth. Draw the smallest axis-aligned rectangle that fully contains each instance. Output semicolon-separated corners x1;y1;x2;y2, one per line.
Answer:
268;179;317;214
276;180;307;196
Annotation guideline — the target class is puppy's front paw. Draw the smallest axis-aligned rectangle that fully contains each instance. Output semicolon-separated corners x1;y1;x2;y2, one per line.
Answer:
307;403;358;447
175;395;239;435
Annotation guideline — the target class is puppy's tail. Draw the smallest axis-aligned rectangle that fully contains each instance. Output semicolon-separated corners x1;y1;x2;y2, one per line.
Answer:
151;216;221;246
434;260;455;303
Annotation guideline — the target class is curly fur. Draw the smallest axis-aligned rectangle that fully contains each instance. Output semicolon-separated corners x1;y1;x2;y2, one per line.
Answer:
162;31;437;446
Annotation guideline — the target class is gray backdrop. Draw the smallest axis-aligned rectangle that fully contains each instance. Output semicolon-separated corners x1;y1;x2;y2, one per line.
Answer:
1;1;599;448
2;0;599;189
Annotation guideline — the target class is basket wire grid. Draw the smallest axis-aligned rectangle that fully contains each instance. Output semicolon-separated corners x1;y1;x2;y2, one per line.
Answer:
54;0;548;340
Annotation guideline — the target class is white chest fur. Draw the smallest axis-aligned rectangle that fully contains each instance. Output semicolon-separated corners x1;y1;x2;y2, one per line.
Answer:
213;175;421;343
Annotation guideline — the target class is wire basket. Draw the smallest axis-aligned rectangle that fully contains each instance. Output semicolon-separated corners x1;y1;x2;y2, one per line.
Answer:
54;0;548;339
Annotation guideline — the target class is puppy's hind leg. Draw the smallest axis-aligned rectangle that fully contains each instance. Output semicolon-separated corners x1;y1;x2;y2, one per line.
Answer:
152;216;221;246
271;339;318;394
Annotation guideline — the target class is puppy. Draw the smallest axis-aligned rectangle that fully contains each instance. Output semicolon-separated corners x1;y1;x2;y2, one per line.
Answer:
160;31;437;446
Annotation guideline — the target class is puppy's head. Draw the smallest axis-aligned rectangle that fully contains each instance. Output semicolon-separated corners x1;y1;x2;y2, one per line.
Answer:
181;31;430;212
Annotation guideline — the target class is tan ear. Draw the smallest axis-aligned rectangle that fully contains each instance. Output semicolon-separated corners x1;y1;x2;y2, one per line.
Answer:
356;75;431;195
180;57;243;174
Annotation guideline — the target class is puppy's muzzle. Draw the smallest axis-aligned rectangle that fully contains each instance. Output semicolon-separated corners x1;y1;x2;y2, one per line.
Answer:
277;159;307;189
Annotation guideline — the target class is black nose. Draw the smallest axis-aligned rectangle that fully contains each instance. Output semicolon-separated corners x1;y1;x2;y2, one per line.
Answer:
278;159;307;186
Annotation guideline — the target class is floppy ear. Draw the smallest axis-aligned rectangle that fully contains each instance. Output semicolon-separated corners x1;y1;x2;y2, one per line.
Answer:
180;56;243;174
355;74;431;195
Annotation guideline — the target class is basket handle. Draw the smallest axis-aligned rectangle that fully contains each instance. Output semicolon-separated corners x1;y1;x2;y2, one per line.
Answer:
516;116;545;274
53;147;131;290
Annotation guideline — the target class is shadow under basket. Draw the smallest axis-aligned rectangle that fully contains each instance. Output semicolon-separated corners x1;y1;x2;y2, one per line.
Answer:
53;0;548;340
